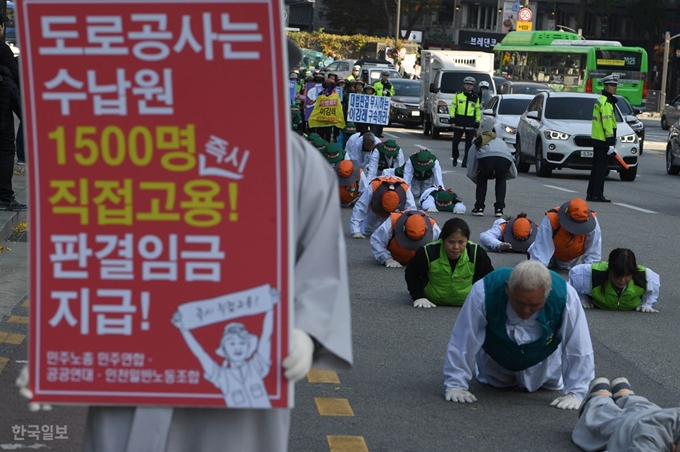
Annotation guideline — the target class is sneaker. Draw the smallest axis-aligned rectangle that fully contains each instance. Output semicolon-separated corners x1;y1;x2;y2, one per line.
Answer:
494;208;503;217
471;208;484;216
611;377;634;400
579;377;611;418
0;198;27;211
16;160;25;166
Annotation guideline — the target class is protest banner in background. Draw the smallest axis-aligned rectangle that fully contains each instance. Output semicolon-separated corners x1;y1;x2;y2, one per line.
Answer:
304;82;342;120
289;81;297;105
21;0;292;408
347;93;390;125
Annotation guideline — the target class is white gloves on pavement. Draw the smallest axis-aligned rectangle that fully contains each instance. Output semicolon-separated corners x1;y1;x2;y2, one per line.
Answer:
550;394;581;410
427;206;438;213
582;300;594;309
385;258;402;268
351;232;366;239
413;298;436;308
16;366;52;412
283;329;314;383
607;146;616;155
496;242;513;252
445;389;477;403
635;305;659;313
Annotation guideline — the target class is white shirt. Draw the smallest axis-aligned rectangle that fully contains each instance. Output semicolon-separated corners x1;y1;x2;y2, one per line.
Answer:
370;215;441;264
403;158;444;200
418;187;466;213
345;133;382;172
568;263;661;309
479;218;507;251
528;215;602;270
349;177;417;235
366;148;405;181
443;278;595;400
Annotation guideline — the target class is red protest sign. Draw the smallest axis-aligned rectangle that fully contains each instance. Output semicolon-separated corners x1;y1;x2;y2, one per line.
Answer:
21;0;292;408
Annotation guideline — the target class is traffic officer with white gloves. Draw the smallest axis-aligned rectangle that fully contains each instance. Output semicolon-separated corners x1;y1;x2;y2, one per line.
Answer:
568;248;661;312
345;131;381;175
449;76;481;168
370;210;440;268
443;260;595;410
587;74;619;203
349;175;416;238
402;149;445;201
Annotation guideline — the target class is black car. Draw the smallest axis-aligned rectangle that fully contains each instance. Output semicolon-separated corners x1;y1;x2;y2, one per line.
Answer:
615;95;645;154
388;79;422;127
497;81;553;95
666;119;680;175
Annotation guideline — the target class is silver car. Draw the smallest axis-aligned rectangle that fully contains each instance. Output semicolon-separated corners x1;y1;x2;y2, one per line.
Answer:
482;94;534;153
661;94;680;130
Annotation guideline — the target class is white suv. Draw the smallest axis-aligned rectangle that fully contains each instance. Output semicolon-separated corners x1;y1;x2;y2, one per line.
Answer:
515;92;639;181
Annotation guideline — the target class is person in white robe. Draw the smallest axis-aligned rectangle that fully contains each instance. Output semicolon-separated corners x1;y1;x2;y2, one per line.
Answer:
349;176;416;238
345;131;381;173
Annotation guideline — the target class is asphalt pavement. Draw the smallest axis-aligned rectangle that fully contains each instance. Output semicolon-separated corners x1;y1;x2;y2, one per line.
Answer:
1;119;680;451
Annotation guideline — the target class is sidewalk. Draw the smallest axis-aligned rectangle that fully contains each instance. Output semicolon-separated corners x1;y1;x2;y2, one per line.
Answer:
0;167;28;319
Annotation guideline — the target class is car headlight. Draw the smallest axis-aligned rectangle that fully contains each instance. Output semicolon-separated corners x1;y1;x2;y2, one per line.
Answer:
543;130;570;140
619;133;638;143
629;121;644;132
390;101;406;109
502;124;516;134
437;101;449;114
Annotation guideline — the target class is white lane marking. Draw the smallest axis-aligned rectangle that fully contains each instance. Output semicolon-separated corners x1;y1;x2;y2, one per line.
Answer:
382;132;400;138
543;185;578;193
15;360;28;363
413;143;428;149
613;203;658;214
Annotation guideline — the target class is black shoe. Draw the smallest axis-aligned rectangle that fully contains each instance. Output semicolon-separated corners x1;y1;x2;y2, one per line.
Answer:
471;208;484;216
591;197;611;203
494;208;503;217
586;196;593;201
452;160;458;167
461;164;467;168
611;377;634;400
0;198;27;211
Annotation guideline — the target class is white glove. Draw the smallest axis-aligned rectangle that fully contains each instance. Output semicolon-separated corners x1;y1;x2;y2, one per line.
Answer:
427;206;438;213
385;257;402;268
635;305;659;313
282;329;314;383
413;298;436;308
445;389;477;403
607;146;616;155
453;202;466;215
496;242;513;252
16;366;52;412
581;300;594;309
351;232;366;239
550;394;581;410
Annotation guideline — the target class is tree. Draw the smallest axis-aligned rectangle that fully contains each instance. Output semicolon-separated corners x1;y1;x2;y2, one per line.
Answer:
319;0;386;35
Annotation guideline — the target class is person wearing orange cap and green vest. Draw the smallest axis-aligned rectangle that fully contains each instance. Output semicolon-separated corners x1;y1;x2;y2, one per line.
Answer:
479;213;539;253
370;210;441;268
402;149;444;200
405;218;493;307
528;198;602;270
366;139;405;181
568;248;660;312
349;175;416;238
335;159;368;207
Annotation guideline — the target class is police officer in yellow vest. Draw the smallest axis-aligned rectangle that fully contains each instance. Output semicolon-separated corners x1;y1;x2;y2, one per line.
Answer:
449;76;481;168
587;74;619;203
346;65;361;82
372;71;396;138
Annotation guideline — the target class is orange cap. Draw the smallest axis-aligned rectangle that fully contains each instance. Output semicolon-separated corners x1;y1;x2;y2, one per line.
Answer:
404;215;427;240
566;198;590;222
337;160;354;178
381;190;401;213
511;217;532;240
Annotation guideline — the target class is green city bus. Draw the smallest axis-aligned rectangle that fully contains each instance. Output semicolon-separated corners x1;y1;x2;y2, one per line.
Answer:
493;31;648;106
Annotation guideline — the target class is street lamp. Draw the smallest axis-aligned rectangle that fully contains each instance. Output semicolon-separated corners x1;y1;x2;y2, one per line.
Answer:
395;0;402;50
661;31;680;112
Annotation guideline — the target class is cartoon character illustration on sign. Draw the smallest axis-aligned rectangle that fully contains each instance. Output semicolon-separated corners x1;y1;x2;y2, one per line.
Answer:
171;288;280;408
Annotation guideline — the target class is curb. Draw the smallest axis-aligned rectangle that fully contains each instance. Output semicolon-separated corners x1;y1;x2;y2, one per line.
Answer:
0;210;27;241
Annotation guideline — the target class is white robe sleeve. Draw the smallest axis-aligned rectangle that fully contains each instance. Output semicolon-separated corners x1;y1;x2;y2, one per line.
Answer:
396;149;405;167
559;283;595;400
432;222;442;241
403;159;414;186
369;217;393;264
582;217;602;265
366;149;380;181
567;264;594;304
405;186;417;210
641;267;661;309
432;160;444;189
349;187;372;234
479;219;505;251
528;215;555;266
443;281;488;391
419;187;436;210
345;133;360;162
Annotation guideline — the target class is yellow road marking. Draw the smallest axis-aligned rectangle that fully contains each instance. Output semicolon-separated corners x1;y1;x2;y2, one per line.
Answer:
327;435;369;452
7;316;28;324
0;332;26;344
307;368;340;384
0;357;9;372
315;398;354;416
21;299;29;307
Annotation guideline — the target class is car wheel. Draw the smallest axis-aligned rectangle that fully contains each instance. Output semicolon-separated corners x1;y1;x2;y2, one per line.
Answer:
661;116;669;130
535;140;552;177
423;117;431;136
515;137;530;173
619;164;637;181
432;126;440;139
667;146;680;175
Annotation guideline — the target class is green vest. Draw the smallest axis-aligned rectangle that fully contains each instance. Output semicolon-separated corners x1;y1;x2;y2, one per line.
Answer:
409;153;435;181
374;80;395;97
482;267;566;372
378;151;399;171
591;94;617;142
590;262;647;311
449;91;481;121
423;240;478;306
